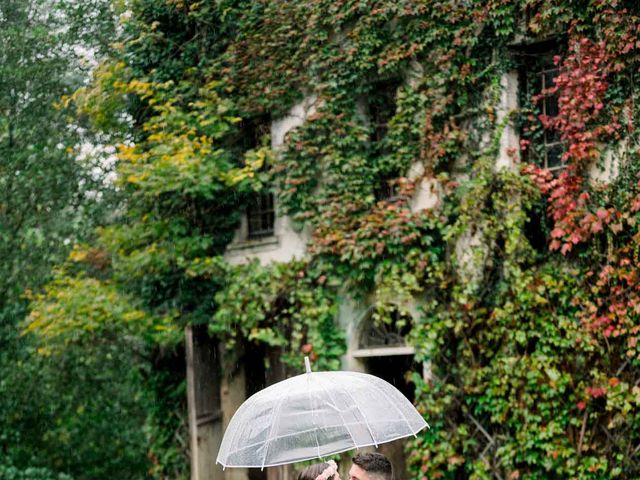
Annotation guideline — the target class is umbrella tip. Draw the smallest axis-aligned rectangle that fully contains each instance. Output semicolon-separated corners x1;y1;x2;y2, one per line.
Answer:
304;356;312;374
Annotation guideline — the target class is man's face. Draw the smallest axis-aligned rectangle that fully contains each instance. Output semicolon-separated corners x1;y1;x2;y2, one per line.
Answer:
348;464;371;480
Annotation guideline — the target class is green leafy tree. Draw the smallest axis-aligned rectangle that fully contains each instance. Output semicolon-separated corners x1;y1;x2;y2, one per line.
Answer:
0;1;158;478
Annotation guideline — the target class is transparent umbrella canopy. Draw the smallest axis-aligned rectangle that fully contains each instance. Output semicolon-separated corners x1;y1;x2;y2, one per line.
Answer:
217;357;429;469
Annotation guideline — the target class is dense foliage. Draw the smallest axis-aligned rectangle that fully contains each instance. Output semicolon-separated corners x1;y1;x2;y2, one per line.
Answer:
12;0;640;479
0;0;151;478
0;0;108;332
0;465;73;480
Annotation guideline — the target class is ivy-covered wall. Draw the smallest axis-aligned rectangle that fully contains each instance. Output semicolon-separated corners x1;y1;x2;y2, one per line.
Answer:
23;0;640;478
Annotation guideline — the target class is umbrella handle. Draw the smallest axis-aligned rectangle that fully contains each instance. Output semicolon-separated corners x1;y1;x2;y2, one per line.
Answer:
304;356;312;374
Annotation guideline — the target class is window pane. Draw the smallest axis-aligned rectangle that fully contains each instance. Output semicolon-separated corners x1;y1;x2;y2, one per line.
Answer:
519;43;565;171
247;192;275;239
546;143;564;170
545;93;559;118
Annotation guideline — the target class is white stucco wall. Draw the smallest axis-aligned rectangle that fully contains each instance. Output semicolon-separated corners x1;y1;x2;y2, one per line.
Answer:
339;297;370;373
588;146;620;184
407;161;440;212
270;95;318;149
495;71;521;170
447;72;520;293
224;215;309;266
454;227;490;294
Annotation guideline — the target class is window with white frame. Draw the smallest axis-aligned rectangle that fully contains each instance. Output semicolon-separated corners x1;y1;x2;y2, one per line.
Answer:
246;191;275;239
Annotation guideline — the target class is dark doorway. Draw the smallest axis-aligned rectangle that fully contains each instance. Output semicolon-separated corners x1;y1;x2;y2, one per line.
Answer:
363;354;420;480
364;354;417;403
244;341;268;480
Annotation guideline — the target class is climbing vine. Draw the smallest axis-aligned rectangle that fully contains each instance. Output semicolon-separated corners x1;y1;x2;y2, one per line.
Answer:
212;260;345;371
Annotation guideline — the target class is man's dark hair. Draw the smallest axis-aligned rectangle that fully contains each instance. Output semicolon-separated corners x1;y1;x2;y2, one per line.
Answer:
352;453;392;480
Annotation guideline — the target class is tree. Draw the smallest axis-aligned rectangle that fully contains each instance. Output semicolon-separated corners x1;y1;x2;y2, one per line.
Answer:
0;0;114;336
0;1;158;478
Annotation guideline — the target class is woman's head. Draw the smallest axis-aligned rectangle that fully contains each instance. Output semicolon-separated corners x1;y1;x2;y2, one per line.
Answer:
298;461;340;480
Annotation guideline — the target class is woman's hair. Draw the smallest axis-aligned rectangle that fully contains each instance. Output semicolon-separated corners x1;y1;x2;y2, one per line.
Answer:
297;462;336;480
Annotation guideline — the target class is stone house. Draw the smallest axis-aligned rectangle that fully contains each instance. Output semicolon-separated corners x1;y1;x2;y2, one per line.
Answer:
186;34;619;480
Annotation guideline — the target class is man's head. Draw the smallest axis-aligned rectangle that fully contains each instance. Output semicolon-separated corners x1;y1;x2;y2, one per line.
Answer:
349;453;392;480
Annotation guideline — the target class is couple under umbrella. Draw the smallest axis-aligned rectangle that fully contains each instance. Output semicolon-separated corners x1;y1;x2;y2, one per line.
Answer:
217;357;428;476
299;452;391;480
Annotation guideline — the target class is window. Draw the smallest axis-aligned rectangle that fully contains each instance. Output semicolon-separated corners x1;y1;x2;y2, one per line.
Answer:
531;60;562;170
374;176;399;201
367;79;402;200
236;116;271;154
239;116;276;240
359;308;412;349
246;191;275;239
368;79;399;143
518;39;565;171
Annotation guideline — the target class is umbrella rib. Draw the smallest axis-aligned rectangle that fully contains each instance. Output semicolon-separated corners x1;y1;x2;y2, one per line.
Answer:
307;375;322;460
367;377;425;434
342;384;379;448
226;419;411;457
228;428;424;469
218;393;260;467
229;394;259;455
260;386;288;470
317;373;358;451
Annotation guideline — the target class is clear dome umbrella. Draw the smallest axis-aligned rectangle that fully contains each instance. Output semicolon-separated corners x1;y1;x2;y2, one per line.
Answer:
217;357;429;469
